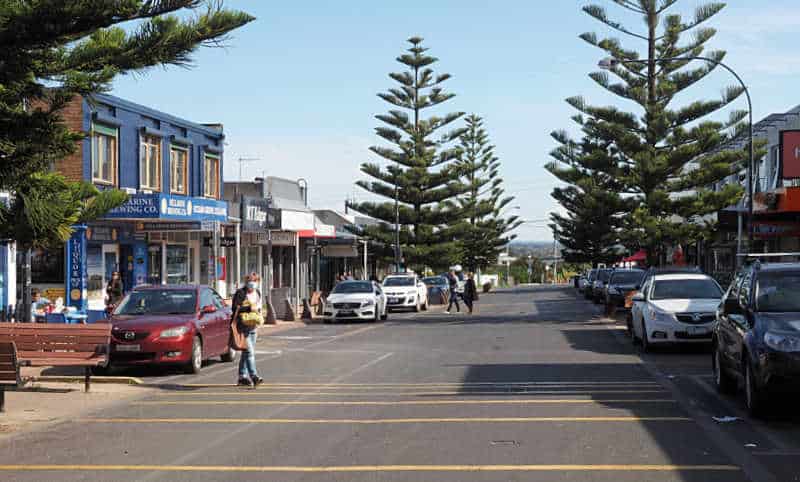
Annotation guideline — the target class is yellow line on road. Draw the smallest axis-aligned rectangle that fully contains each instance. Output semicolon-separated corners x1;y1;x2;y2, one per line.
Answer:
134;398;678;406
0;464;740;472
80;416;692;424
175;381;661;387
154;390;669;396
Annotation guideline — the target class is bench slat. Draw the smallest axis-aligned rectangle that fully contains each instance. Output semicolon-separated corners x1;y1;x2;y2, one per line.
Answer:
28;359;107;367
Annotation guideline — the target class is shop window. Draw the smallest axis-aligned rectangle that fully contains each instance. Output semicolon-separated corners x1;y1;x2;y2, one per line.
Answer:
170;146;189;195
91;124;118;185
203;153;220;199
30;247;65;284
140;134;162;191
166;245;189;285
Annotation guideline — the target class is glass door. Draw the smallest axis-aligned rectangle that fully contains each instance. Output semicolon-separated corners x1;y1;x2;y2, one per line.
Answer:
147;245;162;285
166;244;189;285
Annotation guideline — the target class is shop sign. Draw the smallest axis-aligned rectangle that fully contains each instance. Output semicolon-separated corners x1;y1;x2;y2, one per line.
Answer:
65;226;88;311
104;193;228;222
203;236;236;248
270;231;296;246
86;226;117;242
241;197;280;232
136;221;202;232
781;130;800;179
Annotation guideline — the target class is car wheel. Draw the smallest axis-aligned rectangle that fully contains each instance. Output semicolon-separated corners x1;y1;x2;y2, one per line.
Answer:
184;336;203;374
422;297;428;311
381;309;388;321
413;297;420;313
220;346;237;363
626;312;635;340
713;345;736;394
92;364;112;376
745;360;766;417
640;319;651;353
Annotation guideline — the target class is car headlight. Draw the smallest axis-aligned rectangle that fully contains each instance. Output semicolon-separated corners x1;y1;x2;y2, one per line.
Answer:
764;331;800;352
648;308;675;323
406;290;417;296
361;299;375;307
159;326;189;339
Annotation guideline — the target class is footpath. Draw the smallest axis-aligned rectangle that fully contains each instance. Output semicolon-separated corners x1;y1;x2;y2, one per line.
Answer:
0;321;307;440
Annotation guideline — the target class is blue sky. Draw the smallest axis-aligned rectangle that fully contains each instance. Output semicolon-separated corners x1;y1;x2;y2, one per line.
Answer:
109;1;800;240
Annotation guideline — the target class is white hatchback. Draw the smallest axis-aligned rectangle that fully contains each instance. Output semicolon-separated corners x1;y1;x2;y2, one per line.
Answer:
323;281;387;323
630;273;724;351
382;275;429;312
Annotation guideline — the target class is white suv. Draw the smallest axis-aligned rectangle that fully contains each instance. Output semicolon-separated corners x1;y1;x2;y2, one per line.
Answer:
382;274;429;312
630;271;724;351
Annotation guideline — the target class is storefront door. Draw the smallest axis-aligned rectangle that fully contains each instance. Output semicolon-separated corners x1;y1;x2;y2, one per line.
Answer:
166;244;189;285
147;245;162;285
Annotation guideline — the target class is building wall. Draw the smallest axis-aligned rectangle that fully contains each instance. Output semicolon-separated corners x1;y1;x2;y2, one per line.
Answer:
79;94;225;198
55;96;85;182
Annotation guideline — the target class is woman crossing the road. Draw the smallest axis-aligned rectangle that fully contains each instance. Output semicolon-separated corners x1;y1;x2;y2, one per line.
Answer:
231;272;265;387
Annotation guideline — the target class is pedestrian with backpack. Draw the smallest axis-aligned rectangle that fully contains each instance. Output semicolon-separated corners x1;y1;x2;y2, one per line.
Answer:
231;272;264;387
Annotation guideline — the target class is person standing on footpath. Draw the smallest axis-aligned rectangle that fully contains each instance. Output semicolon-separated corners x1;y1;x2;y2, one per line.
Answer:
231;272;264;387
463;272;479;315
105;271;124;310
445;269;460;314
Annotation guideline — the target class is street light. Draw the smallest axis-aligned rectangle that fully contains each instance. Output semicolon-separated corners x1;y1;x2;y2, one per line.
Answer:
599;56;754;261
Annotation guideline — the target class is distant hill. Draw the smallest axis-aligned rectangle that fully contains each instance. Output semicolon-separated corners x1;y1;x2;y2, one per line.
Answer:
508;240;560;260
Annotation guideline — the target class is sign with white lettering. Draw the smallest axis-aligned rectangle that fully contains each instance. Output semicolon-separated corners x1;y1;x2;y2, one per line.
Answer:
270;231;296;246
241;197;279;232
104;193;228;222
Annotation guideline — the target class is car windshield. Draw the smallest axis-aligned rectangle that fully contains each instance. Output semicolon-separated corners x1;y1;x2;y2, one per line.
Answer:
651;279;722;300
332;282;374;294
757;272;800;312
597;270;612;282
423;277;446;286
610;271;644;285
383;277;415;287
114;290;196;315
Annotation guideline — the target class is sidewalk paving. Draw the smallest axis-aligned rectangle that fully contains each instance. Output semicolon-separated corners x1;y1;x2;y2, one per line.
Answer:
0;381;155;440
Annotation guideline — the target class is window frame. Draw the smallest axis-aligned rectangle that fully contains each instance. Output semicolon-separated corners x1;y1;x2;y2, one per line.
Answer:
169;144;189;195
139;133;163;192
203;152;220;199
91;124;118;186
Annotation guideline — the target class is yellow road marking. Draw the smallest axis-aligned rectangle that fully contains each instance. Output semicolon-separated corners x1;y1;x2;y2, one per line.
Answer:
80;416;691;424
175;381;661;388
0;464;740;472
154;389;669;396
134;399;677;406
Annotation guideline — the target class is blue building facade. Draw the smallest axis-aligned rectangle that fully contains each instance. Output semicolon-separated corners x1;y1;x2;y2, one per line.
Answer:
54;94;231;312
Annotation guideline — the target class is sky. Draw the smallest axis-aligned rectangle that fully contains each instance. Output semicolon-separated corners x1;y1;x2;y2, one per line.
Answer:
109;0;800;241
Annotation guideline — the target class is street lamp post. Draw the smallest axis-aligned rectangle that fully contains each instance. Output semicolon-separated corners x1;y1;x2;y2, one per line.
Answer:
599;56;754;260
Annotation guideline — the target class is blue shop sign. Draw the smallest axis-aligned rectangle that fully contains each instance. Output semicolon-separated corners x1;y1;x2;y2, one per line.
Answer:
104;194;227;222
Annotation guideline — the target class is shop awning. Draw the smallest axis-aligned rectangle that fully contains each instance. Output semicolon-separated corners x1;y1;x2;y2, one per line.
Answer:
622;249;647;263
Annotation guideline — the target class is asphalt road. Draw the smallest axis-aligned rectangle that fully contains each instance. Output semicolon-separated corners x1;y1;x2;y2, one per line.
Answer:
1;285;798;482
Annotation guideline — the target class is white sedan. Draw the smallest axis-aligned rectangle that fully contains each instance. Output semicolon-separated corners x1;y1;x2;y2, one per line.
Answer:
323;281;387;323
382;274;429;312
631;273;724;351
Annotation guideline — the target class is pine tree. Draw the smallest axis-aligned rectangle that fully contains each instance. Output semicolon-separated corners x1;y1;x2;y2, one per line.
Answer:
546;115;629;266
350;37;468;271
571;1;753;264
456;114;521;272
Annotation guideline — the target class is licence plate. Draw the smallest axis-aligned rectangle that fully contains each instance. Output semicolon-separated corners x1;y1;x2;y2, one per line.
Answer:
688;326;709;335
338;311;355;317
115;344;141;352
388;297;400;303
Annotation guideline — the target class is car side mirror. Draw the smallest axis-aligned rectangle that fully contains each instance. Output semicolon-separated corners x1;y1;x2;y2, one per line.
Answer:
631;293;645;302
202;304;217;314
723;297;742;315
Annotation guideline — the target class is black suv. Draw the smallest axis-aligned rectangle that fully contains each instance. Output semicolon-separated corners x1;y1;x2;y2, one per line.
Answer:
712;261;800;416
604;268;645;312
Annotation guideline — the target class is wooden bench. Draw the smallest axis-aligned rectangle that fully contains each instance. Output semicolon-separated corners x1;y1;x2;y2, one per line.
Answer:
0;342;19;412
0;323;112;406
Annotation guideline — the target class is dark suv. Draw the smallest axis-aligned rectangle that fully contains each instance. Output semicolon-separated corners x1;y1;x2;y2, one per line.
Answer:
604;269;645;313
713;261;800;416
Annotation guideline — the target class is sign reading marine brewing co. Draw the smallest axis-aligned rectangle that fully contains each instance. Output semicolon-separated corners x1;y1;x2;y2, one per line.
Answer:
241;196;280;232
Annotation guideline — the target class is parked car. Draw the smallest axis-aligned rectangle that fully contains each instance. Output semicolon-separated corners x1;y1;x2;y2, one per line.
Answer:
713;261;800;416
423;276;450;304
323;280;387;323
630;269;723;351
108;285;235;374
583;269;598;299
605;269;646;313
383;274;429;311
591;268;614;304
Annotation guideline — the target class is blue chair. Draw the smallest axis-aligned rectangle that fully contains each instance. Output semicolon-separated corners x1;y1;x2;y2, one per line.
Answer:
45;313;67;323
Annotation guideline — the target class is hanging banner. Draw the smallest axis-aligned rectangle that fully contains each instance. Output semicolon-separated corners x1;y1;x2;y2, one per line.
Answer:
65;225;88;312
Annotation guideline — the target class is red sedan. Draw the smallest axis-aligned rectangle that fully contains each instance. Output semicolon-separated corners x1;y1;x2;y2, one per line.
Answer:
108;285;236;373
